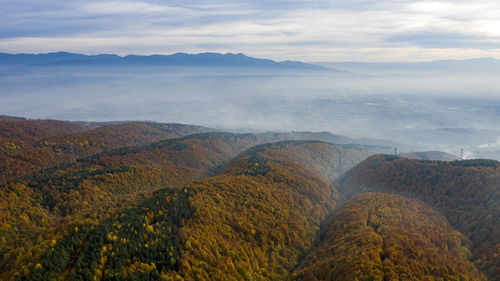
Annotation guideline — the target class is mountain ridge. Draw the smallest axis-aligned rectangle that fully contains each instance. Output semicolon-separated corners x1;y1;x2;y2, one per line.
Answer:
0;52;332;71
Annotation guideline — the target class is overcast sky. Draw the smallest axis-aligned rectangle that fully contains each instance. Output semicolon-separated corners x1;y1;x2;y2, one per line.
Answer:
1;0;500;61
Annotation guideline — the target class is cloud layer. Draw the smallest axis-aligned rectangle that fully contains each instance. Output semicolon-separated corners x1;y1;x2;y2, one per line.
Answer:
1;0;500;61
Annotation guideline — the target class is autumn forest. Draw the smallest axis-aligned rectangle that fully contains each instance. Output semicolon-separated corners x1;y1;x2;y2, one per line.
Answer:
0;116;498;281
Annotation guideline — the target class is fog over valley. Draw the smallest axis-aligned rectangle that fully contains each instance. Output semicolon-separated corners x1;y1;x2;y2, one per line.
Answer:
1;53;499;160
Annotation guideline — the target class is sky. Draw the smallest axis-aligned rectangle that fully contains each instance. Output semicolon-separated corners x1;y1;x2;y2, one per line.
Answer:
1;0;500;62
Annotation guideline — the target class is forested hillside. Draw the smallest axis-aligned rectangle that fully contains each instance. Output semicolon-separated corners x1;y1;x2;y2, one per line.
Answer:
0;119;92;142
0;119;91;179
0;123;214;280
338;155;500;279
16;139;371;280
0;119;212;181
25;187;195;281
224;141;371;183
172;153;337;280
0;119;376;280
292;193;486;281
1;118;497;280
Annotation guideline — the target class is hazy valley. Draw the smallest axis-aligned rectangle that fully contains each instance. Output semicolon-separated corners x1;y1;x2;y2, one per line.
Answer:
1;52;499;161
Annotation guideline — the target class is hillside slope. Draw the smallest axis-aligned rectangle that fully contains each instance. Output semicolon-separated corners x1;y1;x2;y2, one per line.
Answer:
0;121;212;181
1;126;376;280
224;141;371;183
337;155;500;279
0;119;92;142
174;158;336;280
292;193;486;281
8;119;488;280
14;140;372;280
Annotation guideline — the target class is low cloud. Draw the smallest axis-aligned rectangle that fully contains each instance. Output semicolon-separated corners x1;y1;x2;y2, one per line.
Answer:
478;137;500;149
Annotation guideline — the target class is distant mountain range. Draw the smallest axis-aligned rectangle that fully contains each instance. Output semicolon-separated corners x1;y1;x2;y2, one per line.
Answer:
3;51;498;73
0;51;332;71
